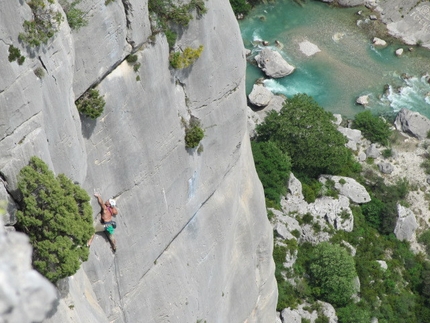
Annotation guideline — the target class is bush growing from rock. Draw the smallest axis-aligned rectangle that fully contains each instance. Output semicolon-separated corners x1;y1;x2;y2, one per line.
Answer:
353;110;391;146
19;0;63;47
170;45;203;69
14;157;94;283
185;117;204;149
8;45;25;65
61;0;88;30
76;88;106;119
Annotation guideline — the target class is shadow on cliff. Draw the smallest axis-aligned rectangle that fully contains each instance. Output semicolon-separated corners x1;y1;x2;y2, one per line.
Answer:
80;116;97;139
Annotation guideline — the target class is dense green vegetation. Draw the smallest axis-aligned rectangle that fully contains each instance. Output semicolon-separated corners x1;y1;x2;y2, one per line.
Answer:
352;110;392;146
256;94;359;179
229;0;267;16
15;157;94;283
308;243;357;307
251;141;291;205
75;88;106;119
251;92;430;322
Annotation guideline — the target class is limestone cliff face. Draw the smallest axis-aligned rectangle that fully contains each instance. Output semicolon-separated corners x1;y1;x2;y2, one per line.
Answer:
0;0;276;322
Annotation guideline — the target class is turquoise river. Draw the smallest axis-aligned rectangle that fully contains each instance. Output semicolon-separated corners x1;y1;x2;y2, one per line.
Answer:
239;0;430;118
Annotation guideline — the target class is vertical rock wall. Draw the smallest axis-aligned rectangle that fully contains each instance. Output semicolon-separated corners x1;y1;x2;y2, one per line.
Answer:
0;0;276;322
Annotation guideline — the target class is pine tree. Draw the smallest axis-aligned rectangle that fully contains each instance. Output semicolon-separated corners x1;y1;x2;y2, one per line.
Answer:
15;156;94;283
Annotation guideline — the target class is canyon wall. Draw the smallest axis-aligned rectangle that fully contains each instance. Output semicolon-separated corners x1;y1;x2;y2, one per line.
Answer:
0;0;277;322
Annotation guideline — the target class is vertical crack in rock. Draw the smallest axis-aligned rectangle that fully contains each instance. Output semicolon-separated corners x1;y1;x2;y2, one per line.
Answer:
120;0;134;47
38;56;48;73
113;256;128;322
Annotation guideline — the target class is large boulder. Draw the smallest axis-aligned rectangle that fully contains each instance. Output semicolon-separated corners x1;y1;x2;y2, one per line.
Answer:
255;48;295;78
248;84;274;107
394;204;418;241
394;108;430;140
320;175;371;204
373;37;387;46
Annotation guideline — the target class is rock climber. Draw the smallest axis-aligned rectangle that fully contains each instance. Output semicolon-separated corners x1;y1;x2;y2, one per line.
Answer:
87;192;118;252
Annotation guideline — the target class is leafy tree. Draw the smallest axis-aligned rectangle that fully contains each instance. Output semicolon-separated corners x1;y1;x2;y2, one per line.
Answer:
352;110;391;146
15;157;94;283
308;242;357;307
256;93;355;178
251;141;291;205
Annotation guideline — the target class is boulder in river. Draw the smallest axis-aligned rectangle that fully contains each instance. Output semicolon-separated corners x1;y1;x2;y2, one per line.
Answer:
373;37;387;46
255;48;295;78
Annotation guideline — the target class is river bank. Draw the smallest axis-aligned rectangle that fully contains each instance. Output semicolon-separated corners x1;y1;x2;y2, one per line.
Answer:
240;0;430;118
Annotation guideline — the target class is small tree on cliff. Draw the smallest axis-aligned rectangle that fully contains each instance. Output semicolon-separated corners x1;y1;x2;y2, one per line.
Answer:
15;156;94;283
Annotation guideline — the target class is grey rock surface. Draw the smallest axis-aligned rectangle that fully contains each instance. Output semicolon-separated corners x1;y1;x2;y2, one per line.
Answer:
366;143;381;159
356;95;369;105
248;84;274;107
338;126;362;151
0;0;277;322
378;1;430;48
0;182;17;225
256;94;286;119
255;48;295;78
0;218;57;323
394;204;418;241
378;162;394;174
394;108;430;140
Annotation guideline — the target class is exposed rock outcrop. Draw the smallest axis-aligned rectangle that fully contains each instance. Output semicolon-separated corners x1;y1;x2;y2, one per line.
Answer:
320;175;371;204
394;108;430;140
394;204;418;241
0;218;57;323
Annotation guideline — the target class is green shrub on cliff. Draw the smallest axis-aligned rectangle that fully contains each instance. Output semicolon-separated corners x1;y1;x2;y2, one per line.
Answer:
76;88;106;119
8;45;25;65
61;0;88;30
149;0;207;27
170;46;203;69
185;117;205;149
15;157;94;283
19;0;63;47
